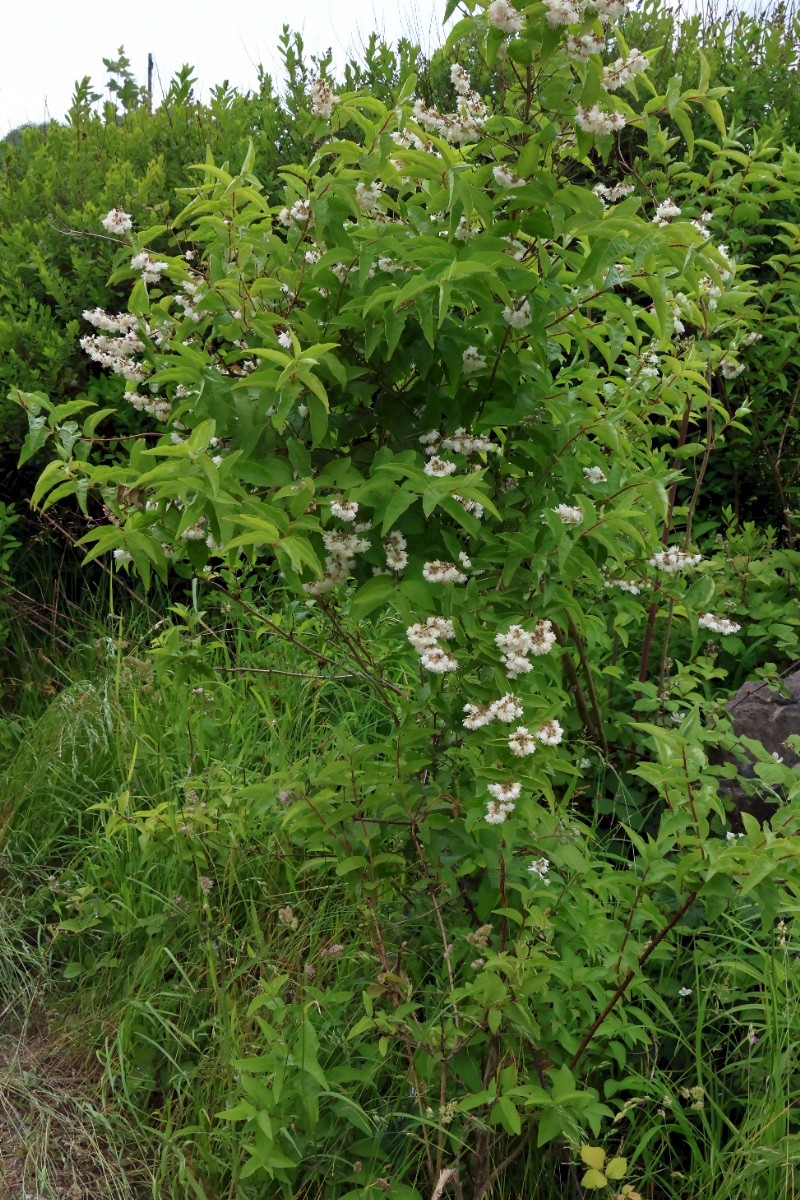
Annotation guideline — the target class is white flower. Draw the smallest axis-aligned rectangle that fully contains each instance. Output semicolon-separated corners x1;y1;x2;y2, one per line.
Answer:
463;346;487;373
113;548;132;565
309;77;337;119
534;719;564;746
290;198;312;224
653;198;682;226
567;33;605;60
528;857;551;884
277;330;293;350
575;105;627;135
493;163;525;188
602;49;648;91
544;0;580;24
678;987;693;998
424;456;458;477
102;208;133;235
553;503;583;525
423;560;468;583
463;703;494;730
407;616;455;651
420;646;459;673
485;799;515;824
487;0;524;33
330;498;359;522
355;181;383;214
503;298;531;328
649;548;703;572
583;466;607;483
698;612;741;635
529;620;557;655
385;531;408;572
593;181;634;204
720;359;745;380
130;251;168;284
508;726;536;756
490;693;525;723
604;578;642;595
488;780;522;802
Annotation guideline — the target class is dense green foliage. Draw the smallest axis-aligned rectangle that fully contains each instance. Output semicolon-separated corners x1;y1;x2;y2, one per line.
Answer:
2;3;800;1199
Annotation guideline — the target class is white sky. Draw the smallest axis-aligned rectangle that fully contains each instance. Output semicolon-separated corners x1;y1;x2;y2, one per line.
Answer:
1;0;448;133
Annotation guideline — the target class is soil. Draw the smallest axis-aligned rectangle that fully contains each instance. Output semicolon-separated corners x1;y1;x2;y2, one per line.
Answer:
0;1015;144;1199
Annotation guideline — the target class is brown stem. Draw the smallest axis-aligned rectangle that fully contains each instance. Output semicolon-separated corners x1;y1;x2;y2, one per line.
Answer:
567;615;609;755
569;889;698;1070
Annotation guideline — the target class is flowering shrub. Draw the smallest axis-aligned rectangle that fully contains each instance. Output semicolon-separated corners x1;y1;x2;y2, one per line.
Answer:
13;0;800;1195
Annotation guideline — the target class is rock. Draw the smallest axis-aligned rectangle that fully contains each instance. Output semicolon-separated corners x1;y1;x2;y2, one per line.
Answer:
717;669;800;826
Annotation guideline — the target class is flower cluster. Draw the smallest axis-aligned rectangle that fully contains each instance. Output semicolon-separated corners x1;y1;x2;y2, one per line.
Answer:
528;857;551;884
463;692;524;730
304;530;371;597
649;548;703;572
496;620;557;678
487;0;524;33
355;182;383;215
593;181;634;205
412;65;487;146
463;346;487;373
503;298;531;327
575;105;627;135
384;530;408;572
567;32;605;60
423;558;469;584
101;207;133;235
407;617;458;673
330;497;359;522
653;198;682;226
279;198;312;226
485;780;521;824
583;466;607;483
553;503;583;525
131;251;169;285
602;49;648;91
309;77;337;119
80;309;147;381
493;163;525;189
698;612;741;635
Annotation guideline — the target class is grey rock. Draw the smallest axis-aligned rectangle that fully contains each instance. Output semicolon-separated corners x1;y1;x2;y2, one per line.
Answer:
716;669;800;825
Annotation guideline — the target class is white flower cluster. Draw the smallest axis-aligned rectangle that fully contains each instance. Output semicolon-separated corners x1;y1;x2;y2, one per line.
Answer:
583;466;607;483
463;692;524;730
463;346;487;373
304;530;371;597
496;620;556;678
720;359;745;380
553;503;583;525
602;49;648;90
485;780;521;824
102;208;133;235
575;105;627;135
131;251;169;285
586;0;628;20
423;558;469;584
503;298;531;328
407;617;458;673
330;497;359;522
80;309;147;381
180;517;207;542
279;199;312;226
544;0;581;25
487;0;524;33
698;612;741;635
384;530;408;572
604;577;642;595
413;66;487;145
528;857;551;884
508;719;564;754
493;163;525;189
649;548;703;572
653;198;682;226
174;279;202;322
567;32;605;60
355;181;383;215
126;391;172;421
593;181;634;205
424;456;458;477
309;77;338;119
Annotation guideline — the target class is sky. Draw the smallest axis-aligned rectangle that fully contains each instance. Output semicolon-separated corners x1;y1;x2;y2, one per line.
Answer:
0;0;449;133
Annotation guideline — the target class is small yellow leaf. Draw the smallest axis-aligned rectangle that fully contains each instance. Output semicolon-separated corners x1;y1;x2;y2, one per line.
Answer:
581;1168;608;1189
606;1157;628;1180
580;1146;606;1171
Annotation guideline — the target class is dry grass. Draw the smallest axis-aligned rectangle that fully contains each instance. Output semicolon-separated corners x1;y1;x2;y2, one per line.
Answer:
0;1016;147;1199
